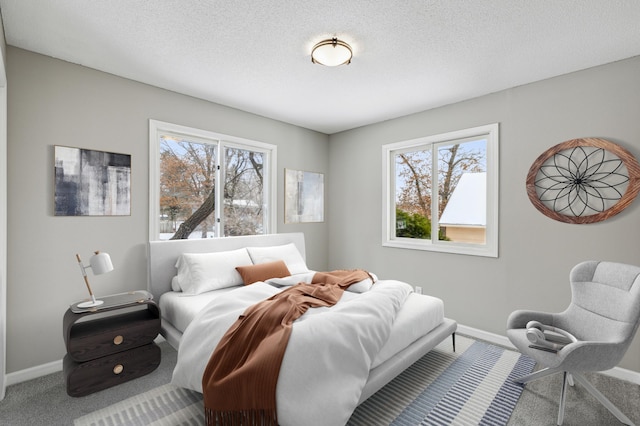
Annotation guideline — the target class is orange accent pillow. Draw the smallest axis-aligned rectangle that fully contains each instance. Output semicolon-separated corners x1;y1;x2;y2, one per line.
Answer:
236;260;291;285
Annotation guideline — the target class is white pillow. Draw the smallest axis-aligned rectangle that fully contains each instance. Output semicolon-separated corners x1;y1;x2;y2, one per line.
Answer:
247;243;310;275
175;248;253;295
174;256;190;291
264;270;377;293
265;271;316;286
171;276;181;292
347;272;377;293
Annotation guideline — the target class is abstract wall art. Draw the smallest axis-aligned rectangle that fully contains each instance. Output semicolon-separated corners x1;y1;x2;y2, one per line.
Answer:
54;145;131;216
285;169;324;223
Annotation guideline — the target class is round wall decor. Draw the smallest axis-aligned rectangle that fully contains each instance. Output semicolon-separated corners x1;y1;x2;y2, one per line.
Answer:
526;138;640;224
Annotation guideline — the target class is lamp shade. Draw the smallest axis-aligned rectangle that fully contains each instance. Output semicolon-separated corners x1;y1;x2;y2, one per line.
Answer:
76;251;113;309
311;37;352;66
89;252;113;275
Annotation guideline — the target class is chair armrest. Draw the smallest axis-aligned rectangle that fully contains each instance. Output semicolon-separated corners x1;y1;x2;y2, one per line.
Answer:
558;340;627;372
506;310;555;330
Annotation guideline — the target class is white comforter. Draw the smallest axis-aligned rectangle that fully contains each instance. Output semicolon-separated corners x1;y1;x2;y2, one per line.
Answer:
172;279;413;426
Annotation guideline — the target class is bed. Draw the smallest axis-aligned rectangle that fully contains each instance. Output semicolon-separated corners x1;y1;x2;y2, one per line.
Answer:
148;232;456;425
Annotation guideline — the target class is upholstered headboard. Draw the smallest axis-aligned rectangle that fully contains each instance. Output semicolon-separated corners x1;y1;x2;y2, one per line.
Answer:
147;233;306;302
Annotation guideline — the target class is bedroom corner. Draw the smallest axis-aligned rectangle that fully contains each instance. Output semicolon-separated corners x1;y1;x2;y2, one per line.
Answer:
0;9;8;401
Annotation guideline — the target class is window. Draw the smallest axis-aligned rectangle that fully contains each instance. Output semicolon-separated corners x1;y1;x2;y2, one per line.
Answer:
382;123;499;257
149;120;277;240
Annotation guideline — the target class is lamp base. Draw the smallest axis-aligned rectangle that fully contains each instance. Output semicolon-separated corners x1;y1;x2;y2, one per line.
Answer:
77;299;104;308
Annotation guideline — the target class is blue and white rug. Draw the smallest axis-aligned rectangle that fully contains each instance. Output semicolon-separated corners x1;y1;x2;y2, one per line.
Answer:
348;336;535;425
74;335;534;426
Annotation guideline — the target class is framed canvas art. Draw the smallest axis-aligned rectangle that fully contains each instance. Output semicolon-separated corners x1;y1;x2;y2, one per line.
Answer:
54;145;131;216
285;169;324;223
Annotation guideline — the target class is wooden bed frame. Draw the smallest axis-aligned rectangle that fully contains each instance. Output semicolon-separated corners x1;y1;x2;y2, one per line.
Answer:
147;232;457;404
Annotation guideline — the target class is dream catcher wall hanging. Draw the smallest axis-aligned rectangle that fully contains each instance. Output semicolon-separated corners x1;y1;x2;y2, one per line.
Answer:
526;138;640;224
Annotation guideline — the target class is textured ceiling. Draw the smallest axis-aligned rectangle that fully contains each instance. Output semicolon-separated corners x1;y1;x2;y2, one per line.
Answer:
2;1;640;134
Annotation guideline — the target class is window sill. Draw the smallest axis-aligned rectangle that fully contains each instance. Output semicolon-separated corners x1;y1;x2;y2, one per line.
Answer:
382;239;498;258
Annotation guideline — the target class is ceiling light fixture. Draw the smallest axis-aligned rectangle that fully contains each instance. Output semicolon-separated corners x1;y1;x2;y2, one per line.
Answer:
311;37;352;67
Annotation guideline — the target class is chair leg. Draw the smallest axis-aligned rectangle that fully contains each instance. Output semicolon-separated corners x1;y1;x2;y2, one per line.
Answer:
513;366;562;384
557;372;570;425
515;368;635;425
571;373;636;426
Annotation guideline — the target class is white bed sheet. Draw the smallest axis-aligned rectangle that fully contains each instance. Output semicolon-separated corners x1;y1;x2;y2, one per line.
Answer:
159;280;444;369
159;286;242;334
372;291;444;368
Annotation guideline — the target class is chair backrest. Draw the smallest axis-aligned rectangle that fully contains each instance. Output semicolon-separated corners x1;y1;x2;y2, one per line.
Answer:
560;261;640;348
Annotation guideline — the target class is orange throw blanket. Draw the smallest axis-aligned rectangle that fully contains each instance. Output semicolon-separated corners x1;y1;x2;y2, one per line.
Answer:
202;269;372;426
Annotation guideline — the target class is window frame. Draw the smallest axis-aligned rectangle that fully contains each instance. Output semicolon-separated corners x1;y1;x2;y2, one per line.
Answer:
149;119;277;241
382;123;499;257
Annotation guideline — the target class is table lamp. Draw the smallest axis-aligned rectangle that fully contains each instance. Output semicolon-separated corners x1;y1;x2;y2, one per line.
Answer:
76;251;113;308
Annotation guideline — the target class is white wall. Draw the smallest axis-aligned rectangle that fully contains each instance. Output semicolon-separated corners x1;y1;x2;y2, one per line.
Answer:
5;47;330;373
328;56;640;373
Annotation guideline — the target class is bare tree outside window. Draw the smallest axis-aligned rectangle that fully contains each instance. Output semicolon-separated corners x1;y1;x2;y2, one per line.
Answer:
223;147;264;236
383;123;499;257
394;140;485;241
159;136;266;240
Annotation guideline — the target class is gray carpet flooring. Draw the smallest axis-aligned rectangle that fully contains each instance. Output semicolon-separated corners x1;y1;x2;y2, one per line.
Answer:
0;342;177;426
1;339;638;426
508;367;640;426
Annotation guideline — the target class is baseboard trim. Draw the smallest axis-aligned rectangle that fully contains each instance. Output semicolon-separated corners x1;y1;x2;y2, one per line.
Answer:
457;324;516;350
5;359;62;387
458;323;640;386
4;335;167;387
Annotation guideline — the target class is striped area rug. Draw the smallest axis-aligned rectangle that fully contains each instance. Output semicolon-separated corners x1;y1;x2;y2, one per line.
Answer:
348;336;535;425
74;335;534;426
74;383;204;426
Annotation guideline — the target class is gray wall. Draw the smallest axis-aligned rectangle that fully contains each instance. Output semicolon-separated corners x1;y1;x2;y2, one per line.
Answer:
5;47;330;373
6;45;640;375
0;14;7;399
328;56;640;372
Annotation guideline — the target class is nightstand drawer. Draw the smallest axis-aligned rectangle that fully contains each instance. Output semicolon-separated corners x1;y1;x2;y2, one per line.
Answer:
66;307;160;362
64;343;161;397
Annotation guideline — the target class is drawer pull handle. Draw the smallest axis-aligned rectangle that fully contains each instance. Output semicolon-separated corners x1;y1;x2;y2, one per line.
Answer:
113;364;124;375
113;335;124;345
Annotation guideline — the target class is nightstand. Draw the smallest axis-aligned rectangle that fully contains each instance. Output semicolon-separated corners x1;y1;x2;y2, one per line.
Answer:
62;291;161;397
